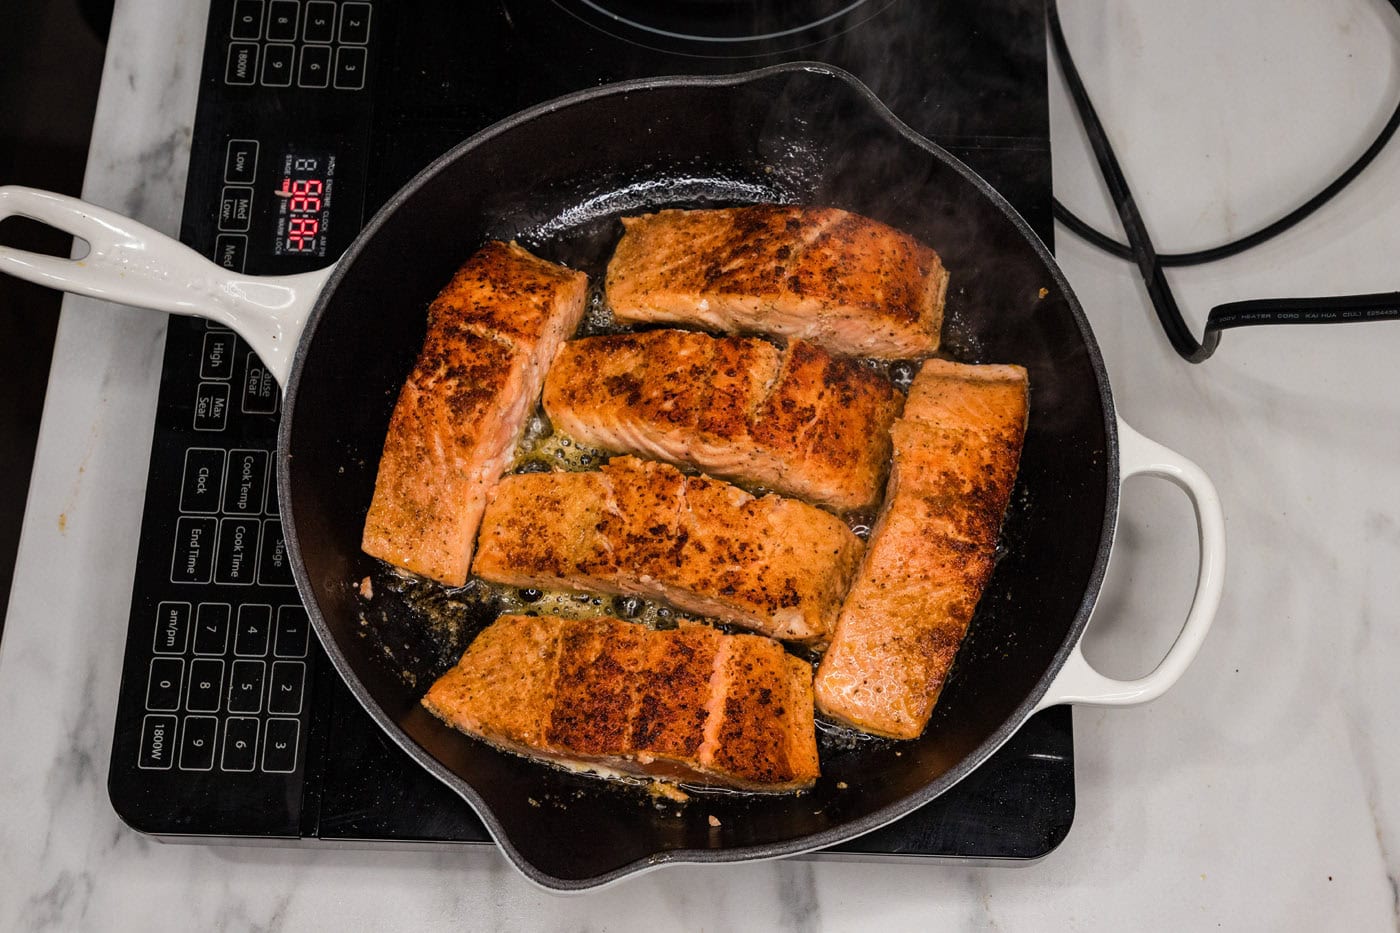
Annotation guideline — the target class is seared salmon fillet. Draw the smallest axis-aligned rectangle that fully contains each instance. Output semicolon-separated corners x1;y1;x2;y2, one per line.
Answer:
422;614;820;791
814;359;1028;739
542;330;904;510
472;457;864;642
361;241;588;585
605;206;948;359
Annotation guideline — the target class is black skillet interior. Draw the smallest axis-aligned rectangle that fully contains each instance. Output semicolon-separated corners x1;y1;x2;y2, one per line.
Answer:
282;64;1115;889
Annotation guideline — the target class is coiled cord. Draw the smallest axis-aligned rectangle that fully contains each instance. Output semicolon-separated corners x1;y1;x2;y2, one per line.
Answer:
1048;0;1400;361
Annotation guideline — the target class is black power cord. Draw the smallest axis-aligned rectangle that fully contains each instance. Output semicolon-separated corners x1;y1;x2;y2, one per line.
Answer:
1048;0;1400;362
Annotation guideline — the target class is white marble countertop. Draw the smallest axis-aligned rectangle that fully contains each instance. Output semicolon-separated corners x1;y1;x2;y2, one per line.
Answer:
3;0;1399;928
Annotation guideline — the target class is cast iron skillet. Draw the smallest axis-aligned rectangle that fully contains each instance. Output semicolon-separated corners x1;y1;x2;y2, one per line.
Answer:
0;64;1224;891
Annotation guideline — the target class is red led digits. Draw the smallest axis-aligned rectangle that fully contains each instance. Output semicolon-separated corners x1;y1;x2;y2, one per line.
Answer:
289;179;323;213
277;152;331;256
281;176;324;252
287;216;320;252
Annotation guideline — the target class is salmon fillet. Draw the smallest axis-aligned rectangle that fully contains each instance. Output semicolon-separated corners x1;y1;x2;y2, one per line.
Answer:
422;614;820;791
361;241;588;585
605;206;948;359
542;330;904;511
472;457;864;642
814;359;1028;739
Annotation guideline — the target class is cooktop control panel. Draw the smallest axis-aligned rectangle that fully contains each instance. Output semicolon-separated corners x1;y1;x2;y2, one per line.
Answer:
106;0;374;837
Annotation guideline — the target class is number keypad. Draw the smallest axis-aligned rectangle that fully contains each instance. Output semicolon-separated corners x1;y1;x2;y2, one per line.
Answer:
223;0;371;90
140;597;309;775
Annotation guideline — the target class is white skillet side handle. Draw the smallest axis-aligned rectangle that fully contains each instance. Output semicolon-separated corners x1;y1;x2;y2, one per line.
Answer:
0;185;332;387
1035;418;1226;711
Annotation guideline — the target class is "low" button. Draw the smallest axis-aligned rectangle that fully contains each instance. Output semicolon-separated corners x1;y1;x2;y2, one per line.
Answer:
224;139;259;185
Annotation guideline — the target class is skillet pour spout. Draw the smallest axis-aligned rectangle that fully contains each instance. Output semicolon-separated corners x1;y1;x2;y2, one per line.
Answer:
0;62;1223;891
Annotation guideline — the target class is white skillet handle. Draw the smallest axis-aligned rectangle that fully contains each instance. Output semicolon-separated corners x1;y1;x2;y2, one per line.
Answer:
1035;418;1226;711
0;185;332;387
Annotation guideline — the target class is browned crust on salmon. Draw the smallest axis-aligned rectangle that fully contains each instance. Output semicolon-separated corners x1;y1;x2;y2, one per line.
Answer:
604;206;948;359
361;241;587;585
472;457;864;642
814;359;1028;739
542;330;903;511
422;614;820;791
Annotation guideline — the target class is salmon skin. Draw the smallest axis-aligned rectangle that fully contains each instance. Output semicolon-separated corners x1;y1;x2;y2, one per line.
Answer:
814;359;1028;739
361;241;588;585
604;205;948;359
472;456;864;643
542;330;904;511
422;614;821;792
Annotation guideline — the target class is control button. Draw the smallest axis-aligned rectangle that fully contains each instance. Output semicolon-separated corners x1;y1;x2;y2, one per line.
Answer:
261;43;295;87
225;43;258;85
265;475;280;516
215;517;261;586
180;448;225;513
206;319;232;332
193;382;231;432
171;516;218;583
179;716;219;771
186;659;225;713
213;234;248;273
266;0;299;41
268;661;305;716
146;658;184;711
333;47;367;91
193;603;231;655
200;332;236;381
258;521;294;586
222;717;260;771
274;605;310;658
242;352;278;414
338;3;371;44
302;1;335;42
152;601;191;655
222;448;269;515
262;718;300;773
230;0;263;39
219;186;254;233
138;715;178;770
235;604;272;656
297;45;331;88
227;660;266;713
224;139;259;184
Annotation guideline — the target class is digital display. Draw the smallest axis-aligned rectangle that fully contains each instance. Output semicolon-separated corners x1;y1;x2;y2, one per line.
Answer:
274;150;335;257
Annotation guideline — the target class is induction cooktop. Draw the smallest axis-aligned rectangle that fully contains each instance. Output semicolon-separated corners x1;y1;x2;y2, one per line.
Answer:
106;0;1073;863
